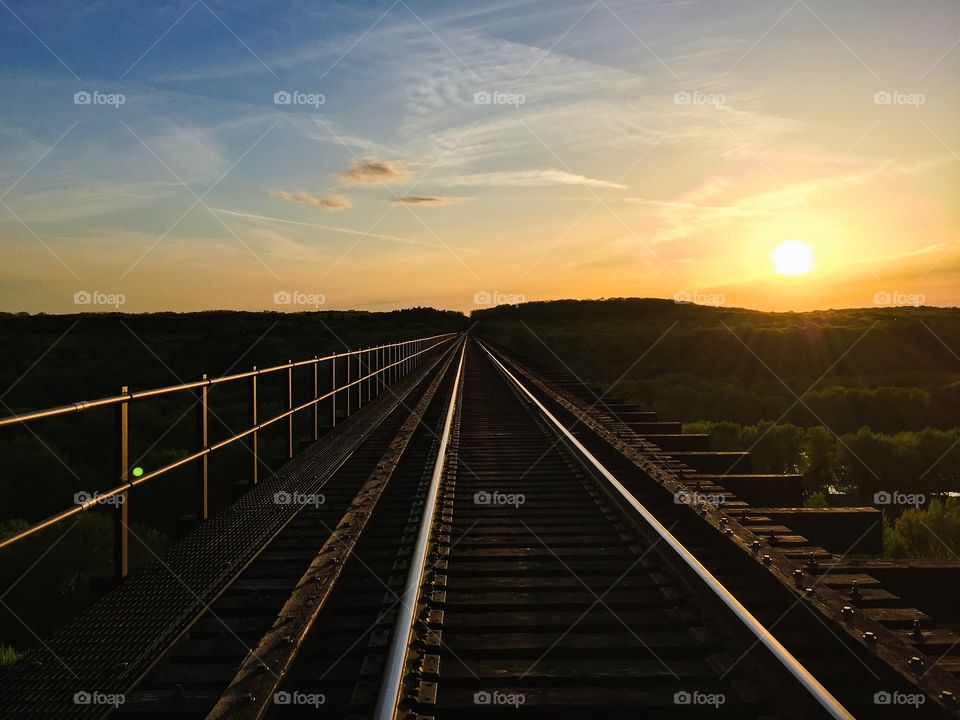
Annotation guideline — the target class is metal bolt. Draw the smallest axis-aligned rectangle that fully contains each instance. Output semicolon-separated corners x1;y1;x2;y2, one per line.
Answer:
911;620;925;640
940;690;955;703
793;569;804;585
762;554;772;565
909;656;924;670
841;606;854;619
862;631;876;643
751;540;761;554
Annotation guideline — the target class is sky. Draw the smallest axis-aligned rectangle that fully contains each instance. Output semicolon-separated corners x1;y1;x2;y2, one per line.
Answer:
0;0;958;314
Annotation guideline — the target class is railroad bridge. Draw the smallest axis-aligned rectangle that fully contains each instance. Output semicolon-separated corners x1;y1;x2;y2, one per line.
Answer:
1;334;959;718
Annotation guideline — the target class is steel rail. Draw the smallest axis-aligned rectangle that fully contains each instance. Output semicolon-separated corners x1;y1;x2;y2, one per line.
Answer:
204;338;466;720
0;334;458;552
0;333;457;428
372;341;466;720
478;340;854;720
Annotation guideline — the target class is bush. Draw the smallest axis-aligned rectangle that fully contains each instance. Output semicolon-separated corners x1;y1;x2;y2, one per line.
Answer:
0;643;19;666
884;499;960;559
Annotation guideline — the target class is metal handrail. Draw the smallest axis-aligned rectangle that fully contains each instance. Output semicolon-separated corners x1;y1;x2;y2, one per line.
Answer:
479;341;854;720
0;333;460;576
0;333;457;428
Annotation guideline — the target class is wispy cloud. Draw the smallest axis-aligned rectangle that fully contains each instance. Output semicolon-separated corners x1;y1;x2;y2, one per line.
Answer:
630;158;952;246
338;156;408;185
393;195;468;206
210;207;488;256
268;190;352;211
447;169;627;189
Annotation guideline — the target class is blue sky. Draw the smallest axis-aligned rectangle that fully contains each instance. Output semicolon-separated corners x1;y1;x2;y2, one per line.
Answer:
1;0;958;312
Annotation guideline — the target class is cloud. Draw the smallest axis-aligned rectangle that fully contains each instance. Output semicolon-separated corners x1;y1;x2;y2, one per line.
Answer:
394;196;468;206
338;156;408;185
628;158;953;246
448;169;627;189
268;190;352;211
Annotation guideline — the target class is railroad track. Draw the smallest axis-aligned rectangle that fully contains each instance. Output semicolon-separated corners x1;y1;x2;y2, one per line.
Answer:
3;335;959;718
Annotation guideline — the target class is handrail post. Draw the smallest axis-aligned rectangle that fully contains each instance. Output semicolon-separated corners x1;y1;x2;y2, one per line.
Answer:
358;351;364;407
285;361;294;458
330;354;337;428
312;356;319;441
114;386;129;579
346;351;352;417
249;368;258;485
367;348;372;403
353;352;359;410
197;374;208;520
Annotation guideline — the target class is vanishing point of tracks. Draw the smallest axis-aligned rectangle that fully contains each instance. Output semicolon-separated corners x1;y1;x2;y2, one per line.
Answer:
4;336;959;719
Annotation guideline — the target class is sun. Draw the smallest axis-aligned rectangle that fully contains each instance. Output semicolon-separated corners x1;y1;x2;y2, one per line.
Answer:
770;240;815;276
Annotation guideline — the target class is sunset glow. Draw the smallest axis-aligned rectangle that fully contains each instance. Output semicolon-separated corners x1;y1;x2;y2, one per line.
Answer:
0;1;957;313
771;241;815;277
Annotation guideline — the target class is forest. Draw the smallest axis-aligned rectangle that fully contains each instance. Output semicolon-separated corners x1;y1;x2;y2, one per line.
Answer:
473;299;960;560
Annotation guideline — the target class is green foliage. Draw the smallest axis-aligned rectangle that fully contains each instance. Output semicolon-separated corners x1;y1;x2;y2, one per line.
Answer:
840;427;960;503
0;644;19;666
884;499;960;559
684;421;960;501
475;299;960;433
804;491;829;508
